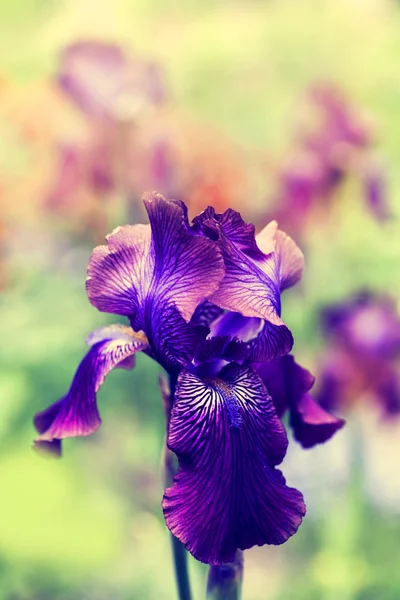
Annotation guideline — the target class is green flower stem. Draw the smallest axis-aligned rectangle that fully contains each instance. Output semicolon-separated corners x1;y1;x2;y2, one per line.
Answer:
163;446;192;600
162;373;192;600
206;551;243;600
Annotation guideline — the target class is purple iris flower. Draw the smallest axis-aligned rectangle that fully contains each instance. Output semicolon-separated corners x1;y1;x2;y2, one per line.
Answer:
317;291;400;417
269;83;390;239
34;192;342;565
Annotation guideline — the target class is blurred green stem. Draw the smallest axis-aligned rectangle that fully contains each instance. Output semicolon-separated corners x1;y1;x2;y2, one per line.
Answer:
206;551;243;599
162;373;192;600
170;529;193;600
164;446;192;600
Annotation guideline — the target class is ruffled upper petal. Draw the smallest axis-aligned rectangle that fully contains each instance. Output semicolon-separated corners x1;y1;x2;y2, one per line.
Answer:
255;355;344;448
163;364;305;565
86;223;151;319
258;224;304;292
193;208;303;360
87;193;225;368
34;325;148;453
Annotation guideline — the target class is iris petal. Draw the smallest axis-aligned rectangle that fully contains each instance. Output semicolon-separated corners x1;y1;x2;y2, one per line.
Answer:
34;325;148;453
162;365;305;565
87;193;224;367
255;355;344;448
193;208;303;360
143;193;225;323
290;392;345;449
191;300;223;328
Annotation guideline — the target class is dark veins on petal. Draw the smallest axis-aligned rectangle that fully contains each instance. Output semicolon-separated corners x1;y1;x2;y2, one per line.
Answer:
34;326;147;453
86;193;224;369
163;364;305;565
192;207;302;360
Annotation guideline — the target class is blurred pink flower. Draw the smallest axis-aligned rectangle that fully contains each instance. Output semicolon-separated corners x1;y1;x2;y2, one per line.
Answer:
58;41;166;120
268;83;390;239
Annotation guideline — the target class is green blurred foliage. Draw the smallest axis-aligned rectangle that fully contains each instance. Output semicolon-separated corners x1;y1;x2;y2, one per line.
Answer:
1;0;400;598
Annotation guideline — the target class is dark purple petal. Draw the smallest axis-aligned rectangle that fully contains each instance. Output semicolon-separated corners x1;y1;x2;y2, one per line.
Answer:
209;311;262;341
195;335;247;364
163;365;305;565
247;321;294;362
33;325;148;453
290;392;345;448
253;357;290;417
193;207;265;258
58;41;165;119
207;227;288;357
191;300;223;328
255;355;344;448
147;303;209;370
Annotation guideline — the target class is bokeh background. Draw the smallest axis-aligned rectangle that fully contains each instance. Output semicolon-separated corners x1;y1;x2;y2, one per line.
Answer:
2;0;400;598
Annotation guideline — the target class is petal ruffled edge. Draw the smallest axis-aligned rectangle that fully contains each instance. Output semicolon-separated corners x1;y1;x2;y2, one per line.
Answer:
163;365;306;564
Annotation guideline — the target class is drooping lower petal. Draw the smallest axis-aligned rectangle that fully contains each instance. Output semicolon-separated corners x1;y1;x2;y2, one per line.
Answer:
255;355;344;448
162;365;305;565
290;392;345;448
34;325;148;452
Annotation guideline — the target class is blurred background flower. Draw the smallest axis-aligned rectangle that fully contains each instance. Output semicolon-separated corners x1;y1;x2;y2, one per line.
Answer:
266;82;391;242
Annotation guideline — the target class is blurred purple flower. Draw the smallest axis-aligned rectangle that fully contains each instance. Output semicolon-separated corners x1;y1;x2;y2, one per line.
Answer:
317;291;400;418
58;41;165;120
33;193;343;564
270;83;391;238
46;41;251;237
44;40;167;235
